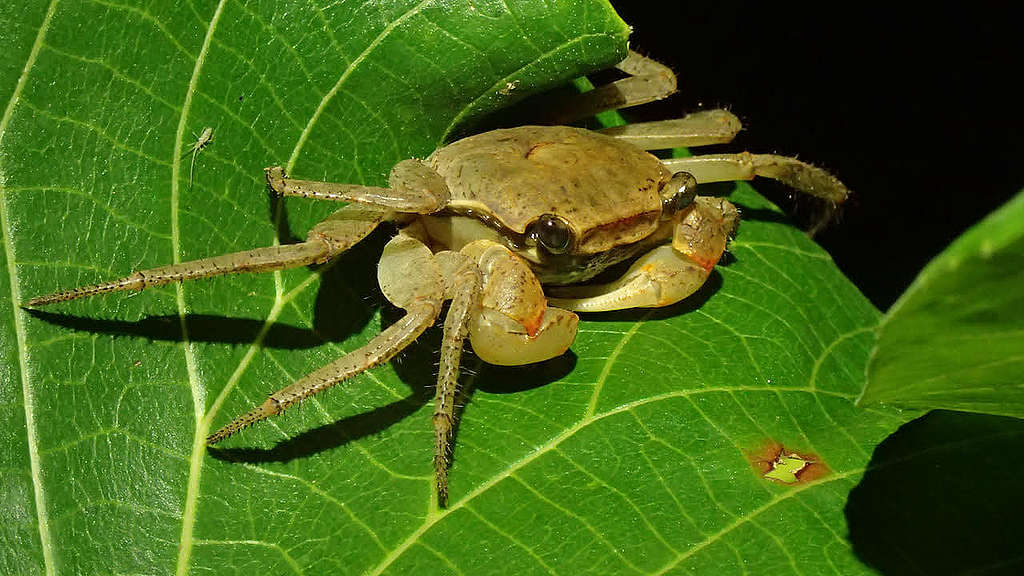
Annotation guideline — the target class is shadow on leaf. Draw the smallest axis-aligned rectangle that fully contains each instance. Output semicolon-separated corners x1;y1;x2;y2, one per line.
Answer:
208;391;430;464
26;309;325;350
474;350;578;394
27;226;392;350
846;410;1024;576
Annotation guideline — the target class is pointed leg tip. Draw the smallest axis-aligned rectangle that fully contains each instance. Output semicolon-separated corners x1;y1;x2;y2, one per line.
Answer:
205;426;232;446
265;166;286;196
22;295;55;308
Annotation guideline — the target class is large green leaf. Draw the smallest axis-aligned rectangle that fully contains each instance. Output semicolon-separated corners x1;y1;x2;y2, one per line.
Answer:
1;2;914;574
862;189;1024;417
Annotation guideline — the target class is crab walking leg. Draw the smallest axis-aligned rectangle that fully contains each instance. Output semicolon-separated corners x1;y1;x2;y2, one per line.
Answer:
23;204;388;307
544;50;677;124
431;252;481;505
598;110;743;150
547;197;739;312
662;152;850;204
206;299;441;444
24;243;332;307
266;158;450;214
208;231;446;445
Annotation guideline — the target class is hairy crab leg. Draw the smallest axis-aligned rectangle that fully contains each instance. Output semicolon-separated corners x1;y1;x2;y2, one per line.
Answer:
431;252;481;506
25;242;331;307
23;204;388;307
266;158;450;214
208;231;447;445
205;299;441;444
662;153;850;204
544;50;677;124
597;109;743;149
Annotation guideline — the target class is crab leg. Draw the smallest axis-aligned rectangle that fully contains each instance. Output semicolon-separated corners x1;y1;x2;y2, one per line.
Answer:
205;299;441;444
207;231;446;445
266;159;450;214
431;252;481;505
23;204;388;307
662;153;850;204
598;109;742;149
544;50;677;124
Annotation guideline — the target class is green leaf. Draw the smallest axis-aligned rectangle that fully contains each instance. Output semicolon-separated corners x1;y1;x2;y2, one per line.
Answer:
862;189;1024;417
1;2;913;574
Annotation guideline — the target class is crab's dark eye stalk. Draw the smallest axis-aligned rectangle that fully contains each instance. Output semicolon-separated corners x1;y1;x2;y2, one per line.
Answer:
530;214;572;254
661;171;698;218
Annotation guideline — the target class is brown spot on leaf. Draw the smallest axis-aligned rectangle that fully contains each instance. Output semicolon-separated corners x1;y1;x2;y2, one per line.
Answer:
746;439;830;485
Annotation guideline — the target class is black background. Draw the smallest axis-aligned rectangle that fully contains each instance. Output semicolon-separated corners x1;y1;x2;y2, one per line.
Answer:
610;3;1022;309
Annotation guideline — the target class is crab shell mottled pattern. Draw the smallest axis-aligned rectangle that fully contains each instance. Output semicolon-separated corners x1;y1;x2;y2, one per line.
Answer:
428;126;673;255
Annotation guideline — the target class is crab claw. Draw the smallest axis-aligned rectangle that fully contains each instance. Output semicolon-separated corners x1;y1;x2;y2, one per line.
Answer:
672;196;739;272
470;306;578;366
462;241;579;365
546;196;739;313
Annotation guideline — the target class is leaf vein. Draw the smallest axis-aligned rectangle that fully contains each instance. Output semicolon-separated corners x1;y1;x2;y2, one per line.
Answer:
366;385;826;575
464;503;558;575
288;0;437;171
172;1;229;574
0;0;62;572
510;473;644;574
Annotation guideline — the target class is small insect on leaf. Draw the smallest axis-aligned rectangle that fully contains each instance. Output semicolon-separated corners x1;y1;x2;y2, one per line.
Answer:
186;126;214;190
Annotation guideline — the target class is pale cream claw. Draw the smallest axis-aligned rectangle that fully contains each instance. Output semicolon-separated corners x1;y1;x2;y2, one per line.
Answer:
547;245;708;312
673;196;740;271
548;196;740;313
461;240;579;366
377;231;445;309
470;306;578;366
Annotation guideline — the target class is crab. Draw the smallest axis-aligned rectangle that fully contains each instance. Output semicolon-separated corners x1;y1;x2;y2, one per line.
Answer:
24;51;849;505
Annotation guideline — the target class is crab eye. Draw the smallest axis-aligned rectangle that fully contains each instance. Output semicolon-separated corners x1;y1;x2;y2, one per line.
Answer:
530;214;573;254
661;171;698;217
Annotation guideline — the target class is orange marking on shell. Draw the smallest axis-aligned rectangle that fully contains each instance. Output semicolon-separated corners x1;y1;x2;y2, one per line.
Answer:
686;252;720;272
521;310;544;339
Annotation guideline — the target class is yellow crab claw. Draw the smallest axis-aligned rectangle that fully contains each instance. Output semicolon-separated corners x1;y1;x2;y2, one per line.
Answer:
460;240;579;365
469;305;578;366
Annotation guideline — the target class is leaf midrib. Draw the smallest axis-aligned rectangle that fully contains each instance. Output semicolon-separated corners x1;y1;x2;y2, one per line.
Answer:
0;1;61;574
171;1;228;575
